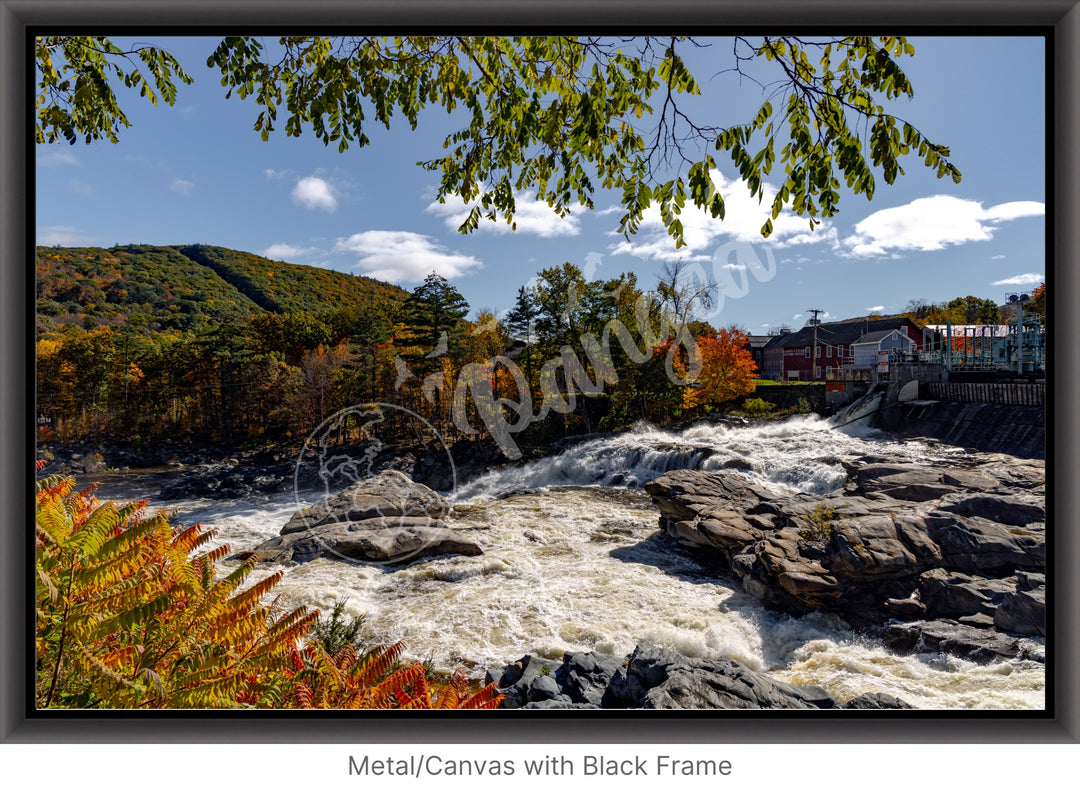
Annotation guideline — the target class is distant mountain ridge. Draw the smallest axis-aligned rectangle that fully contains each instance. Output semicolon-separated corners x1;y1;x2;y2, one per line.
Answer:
35;243;408;333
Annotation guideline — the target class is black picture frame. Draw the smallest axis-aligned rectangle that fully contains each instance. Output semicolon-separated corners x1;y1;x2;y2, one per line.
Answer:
3;0;1076;744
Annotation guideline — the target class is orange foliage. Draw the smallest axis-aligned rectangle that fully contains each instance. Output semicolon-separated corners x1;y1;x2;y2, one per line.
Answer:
682;327;758;409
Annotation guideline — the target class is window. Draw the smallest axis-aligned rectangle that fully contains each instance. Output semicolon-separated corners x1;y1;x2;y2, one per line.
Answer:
804;347;810;358
815;345;821;358
826;345;832;358
814;366;821;379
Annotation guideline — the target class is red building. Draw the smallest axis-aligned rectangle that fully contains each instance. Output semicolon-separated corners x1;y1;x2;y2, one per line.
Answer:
763;317;924;382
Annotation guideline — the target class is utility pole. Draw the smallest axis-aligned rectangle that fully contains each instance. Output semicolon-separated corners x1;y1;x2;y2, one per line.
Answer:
808;308;824;381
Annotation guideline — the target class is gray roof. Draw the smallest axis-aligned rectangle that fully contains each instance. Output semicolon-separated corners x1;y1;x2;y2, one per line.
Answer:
767;318;918;348
853;328;904;345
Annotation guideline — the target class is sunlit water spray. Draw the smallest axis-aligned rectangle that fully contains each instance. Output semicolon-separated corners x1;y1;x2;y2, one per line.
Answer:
124;413;1042;709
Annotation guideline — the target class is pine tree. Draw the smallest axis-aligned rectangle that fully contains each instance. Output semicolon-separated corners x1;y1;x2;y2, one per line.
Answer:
400;273;470;362
503;285;540;390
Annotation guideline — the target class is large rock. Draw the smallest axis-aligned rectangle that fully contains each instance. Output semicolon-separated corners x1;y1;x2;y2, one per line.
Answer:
280;469;449;534
603;643;839;709
993;572;1046;637
917;569;1017;620
243;470;480;566
244;517;482;565
486;654;565;709
644;453;1045;662
881;619;1041;665
855;464;961;502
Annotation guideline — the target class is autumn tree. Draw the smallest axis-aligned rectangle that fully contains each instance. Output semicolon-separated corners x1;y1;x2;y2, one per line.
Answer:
294;343;353;431
682;327;759;410
1030;282;1046;324
37;35;960;248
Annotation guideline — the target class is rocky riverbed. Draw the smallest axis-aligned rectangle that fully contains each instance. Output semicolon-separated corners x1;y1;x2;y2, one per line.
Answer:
642;455;1045;666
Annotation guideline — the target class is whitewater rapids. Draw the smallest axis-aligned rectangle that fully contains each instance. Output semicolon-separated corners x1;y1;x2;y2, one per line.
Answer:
133;412;1044;709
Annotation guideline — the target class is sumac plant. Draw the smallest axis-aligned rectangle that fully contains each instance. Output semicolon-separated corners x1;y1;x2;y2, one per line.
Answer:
34;462;502;710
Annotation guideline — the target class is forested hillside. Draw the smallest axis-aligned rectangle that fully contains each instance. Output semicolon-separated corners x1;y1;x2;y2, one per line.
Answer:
35;247;760;455
35;244;406;333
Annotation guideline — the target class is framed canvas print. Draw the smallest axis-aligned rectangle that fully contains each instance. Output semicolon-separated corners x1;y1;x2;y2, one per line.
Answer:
3;0;1077;753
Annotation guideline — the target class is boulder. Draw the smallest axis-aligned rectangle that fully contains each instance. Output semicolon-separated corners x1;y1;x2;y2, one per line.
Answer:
244;518;482;565
603;643;838;709
490;644;912;709
993;574;1046;637
855;464;960;502
935;493;1044;526
281;469;448;534
842;692;915;709
486;655;564;709
917;569;1018;620
881;619;1036;665
555;652;626;706
241;470;480;566
927;515;1044;575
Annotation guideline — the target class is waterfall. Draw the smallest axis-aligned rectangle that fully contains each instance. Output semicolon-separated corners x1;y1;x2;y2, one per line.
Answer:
829;391;883;431
451;412;888;501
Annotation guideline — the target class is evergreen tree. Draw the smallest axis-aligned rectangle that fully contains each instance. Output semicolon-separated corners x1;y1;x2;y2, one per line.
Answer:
400;273;470;362
503;285;540;345
503;285;541;390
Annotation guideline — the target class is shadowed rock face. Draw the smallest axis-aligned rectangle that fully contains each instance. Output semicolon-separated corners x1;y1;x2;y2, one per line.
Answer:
487;643;914;710
644;455;1045;664
243;470;481;566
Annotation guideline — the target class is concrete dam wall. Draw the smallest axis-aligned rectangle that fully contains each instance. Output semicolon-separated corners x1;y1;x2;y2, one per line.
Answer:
877;399;1045;460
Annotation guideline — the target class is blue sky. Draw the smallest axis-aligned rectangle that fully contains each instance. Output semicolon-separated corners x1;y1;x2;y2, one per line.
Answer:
36;35;1047;334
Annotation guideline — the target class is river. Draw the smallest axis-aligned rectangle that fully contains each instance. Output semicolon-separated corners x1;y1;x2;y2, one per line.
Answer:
89;411;1046;709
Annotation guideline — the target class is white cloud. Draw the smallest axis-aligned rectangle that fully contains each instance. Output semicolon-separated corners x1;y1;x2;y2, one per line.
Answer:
39;150;80;167
841;195;1045;258
292;176;338;212
991;255;1006;260
866;305;886;312
426;191;581;237
170;178;195;196
37;226;102;246
983;201;1045;222
594;205;625;217
260;242;312;261
334;230;481;283
606;169;834;262
265;168;290;180
992;273;1044;286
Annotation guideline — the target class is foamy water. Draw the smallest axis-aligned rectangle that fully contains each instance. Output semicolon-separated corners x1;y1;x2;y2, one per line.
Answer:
128;413;1043;709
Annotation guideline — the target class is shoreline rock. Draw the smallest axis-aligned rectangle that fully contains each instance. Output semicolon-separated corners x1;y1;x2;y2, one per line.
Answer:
643;456;1045;664
487;643;915;710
